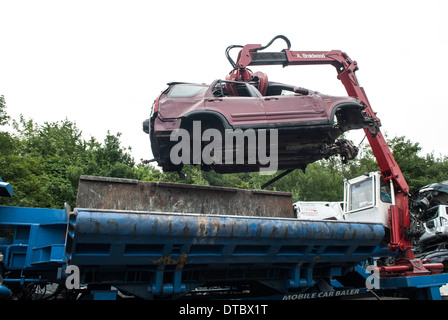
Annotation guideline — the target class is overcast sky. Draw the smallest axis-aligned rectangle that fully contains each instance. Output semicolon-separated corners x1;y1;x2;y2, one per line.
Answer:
1;0;447;164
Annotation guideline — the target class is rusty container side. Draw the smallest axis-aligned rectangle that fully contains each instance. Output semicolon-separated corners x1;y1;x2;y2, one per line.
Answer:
76;175;294;218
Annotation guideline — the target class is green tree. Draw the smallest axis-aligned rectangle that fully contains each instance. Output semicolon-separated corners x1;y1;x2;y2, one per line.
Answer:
246;161;345;202
0;116;85;208
82;132;137;179
0;95;10;126
0;110;162;208
349;135;448;194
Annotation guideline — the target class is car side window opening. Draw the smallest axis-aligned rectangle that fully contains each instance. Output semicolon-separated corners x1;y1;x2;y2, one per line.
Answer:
211;80;307;98
167;84;207;98
265;84;306;96
211;80;262;98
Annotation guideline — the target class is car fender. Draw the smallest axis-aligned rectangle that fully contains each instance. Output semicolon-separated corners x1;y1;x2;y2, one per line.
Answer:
329;102;367;130
330;102;364;120
181;110;232;130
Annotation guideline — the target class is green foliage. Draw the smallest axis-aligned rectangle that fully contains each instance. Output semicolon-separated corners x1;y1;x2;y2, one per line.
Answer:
1;94;448;209
0;107;145;208
0;95;10;126
387;136;442;192
243;159;346;203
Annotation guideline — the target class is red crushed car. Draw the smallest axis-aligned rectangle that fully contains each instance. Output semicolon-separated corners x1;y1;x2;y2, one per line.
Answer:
143;78;373;174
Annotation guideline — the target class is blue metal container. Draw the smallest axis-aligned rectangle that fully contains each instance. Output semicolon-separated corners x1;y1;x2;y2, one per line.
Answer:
66;208;385;298
0;177;13;198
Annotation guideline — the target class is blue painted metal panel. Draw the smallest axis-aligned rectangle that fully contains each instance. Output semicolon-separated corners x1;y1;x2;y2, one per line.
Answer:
355;264;448;300
0;178;13;197
67;209;385;266
379;273;448;290
66;208;385;296
0;284;11;299
0;206;68;270
0;206;67;226
92;290;118;300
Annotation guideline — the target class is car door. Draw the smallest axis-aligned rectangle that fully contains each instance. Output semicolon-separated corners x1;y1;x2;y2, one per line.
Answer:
263;93;327;127
204;81;266;128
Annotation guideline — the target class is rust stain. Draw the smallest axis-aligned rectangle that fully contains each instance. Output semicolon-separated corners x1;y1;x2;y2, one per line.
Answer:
197;216;209;237
177;253;188;270
256;224;263;238
151;218;156;235
88;218;100;234
283;225;289;238
152;256;177;265
198;222;206;237
271;224;278;238
168;219;172;236
342;227;347;239
107;219;118;235
77;176;294;218
212;218;221;235
183;220;190;236
152;253;189;268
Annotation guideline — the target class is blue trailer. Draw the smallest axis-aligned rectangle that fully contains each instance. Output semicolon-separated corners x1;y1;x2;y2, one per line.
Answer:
1;175;447;300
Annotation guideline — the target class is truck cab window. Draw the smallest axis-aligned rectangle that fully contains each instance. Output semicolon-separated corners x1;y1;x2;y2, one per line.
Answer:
349;178;374;211
380;179;392;203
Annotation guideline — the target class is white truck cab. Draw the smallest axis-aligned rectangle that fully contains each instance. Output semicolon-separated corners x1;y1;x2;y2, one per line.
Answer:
342;172;392;227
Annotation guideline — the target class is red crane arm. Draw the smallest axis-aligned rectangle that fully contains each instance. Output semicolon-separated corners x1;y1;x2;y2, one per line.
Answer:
231;37;413;258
